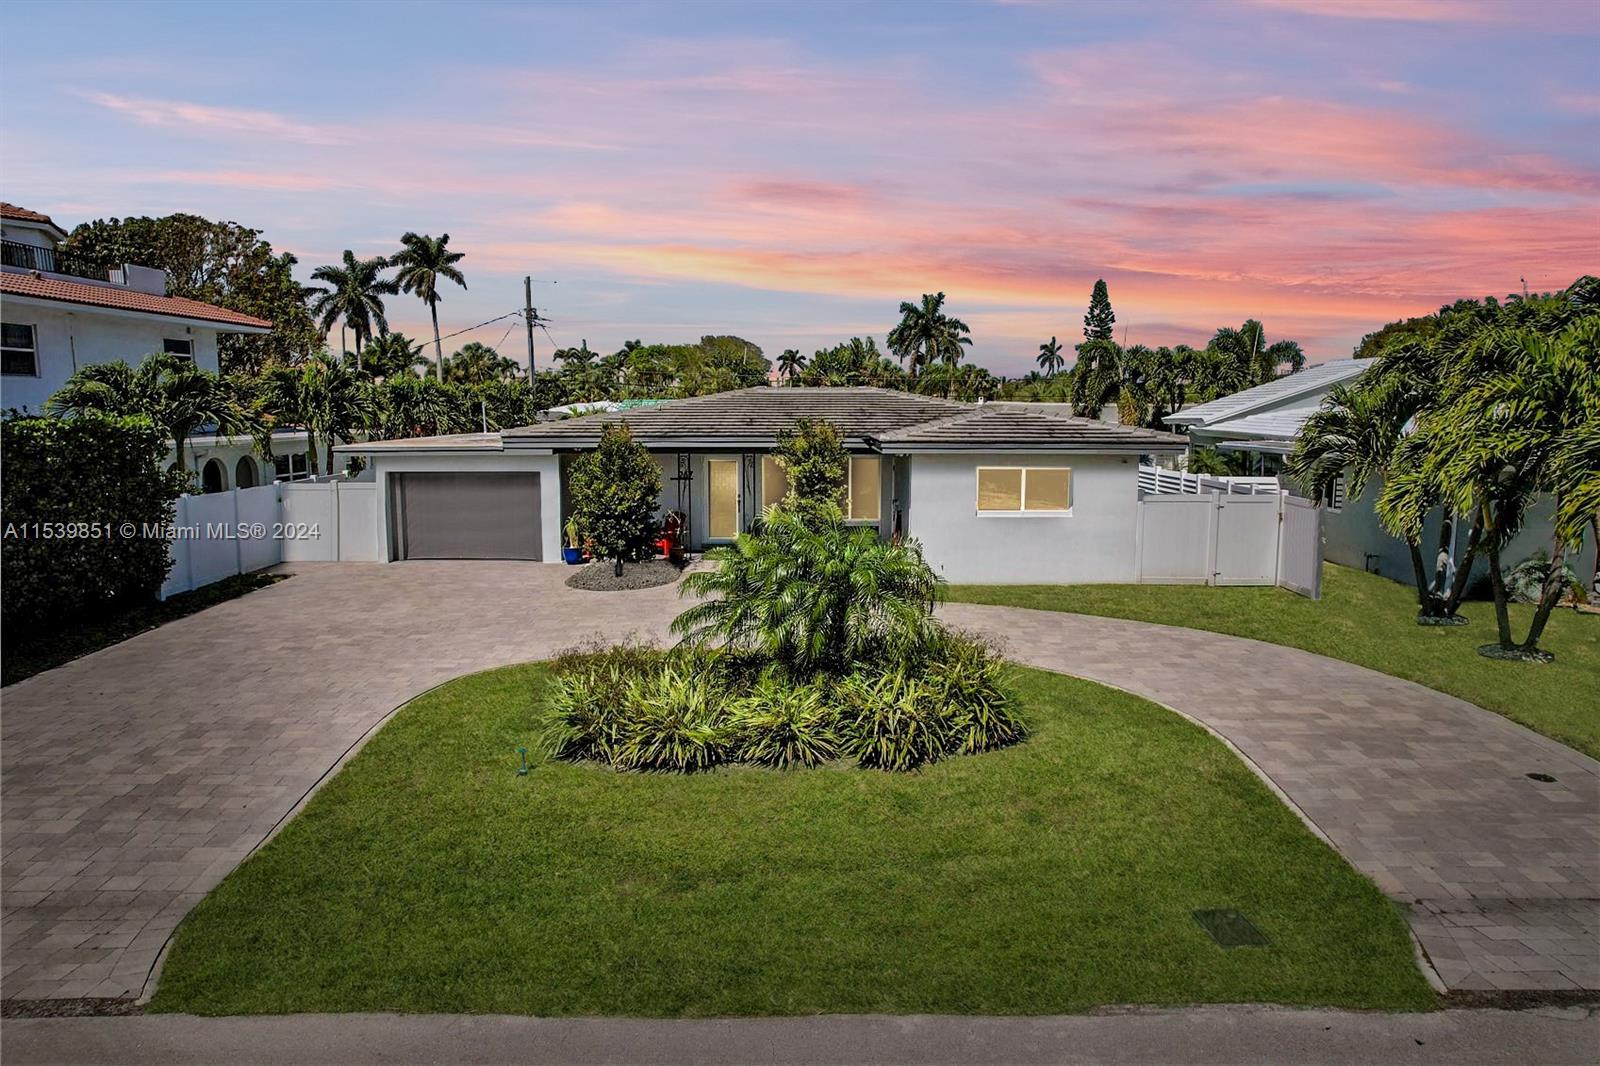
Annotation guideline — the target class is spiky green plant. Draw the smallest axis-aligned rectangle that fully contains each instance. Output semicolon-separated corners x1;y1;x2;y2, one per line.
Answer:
835;668;954;772
729;675;839;769
673;509;944;676
613;661;729;773
920;631;1024;755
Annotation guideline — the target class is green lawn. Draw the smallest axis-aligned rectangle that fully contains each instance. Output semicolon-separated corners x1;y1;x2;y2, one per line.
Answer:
151;663;1431;1016
947;564;1599;760
1;572;287;688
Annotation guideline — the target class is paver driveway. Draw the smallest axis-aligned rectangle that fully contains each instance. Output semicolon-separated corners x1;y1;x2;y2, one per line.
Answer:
2;563;1595;1004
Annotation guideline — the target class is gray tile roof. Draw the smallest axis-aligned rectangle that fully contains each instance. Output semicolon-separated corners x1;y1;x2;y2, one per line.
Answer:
874;405;1187;453
336;432;503;454
1164;359;1373;428
502;387;969;449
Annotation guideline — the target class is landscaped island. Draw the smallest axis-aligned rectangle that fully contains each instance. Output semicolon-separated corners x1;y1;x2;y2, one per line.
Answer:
150;661;1431;1016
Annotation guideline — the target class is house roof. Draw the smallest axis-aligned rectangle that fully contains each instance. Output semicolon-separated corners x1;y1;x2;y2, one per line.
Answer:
501;386;970;450
875;405;1186;453
0;271;273;332
339;432;504;454
1199;404;1321;446
1164;359;1373;428
1;202;60;226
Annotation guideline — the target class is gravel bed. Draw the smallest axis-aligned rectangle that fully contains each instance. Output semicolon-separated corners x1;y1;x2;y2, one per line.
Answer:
564;558;684;591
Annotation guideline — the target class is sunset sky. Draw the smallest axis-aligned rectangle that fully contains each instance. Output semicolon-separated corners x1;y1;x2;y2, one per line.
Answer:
4;0;1597;375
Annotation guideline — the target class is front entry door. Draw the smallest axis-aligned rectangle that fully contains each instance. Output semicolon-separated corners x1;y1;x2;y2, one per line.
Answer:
706;458;740;541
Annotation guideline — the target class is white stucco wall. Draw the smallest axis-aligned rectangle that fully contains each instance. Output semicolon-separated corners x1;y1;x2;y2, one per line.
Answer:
369;452;562;563
904;452;1142;584
0;301;222;413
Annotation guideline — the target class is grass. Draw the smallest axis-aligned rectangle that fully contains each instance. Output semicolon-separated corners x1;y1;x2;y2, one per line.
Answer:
151;662;1431;1016
947;564;1600;760
1;572;287;687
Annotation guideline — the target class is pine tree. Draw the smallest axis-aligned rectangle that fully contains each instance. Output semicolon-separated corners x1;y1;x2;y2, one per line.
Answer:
1083;279;1115;342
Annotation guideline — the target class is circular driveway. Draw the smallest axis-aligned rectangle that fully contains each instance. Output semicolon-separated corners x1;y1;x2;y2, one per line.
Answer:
2;562;1594;1003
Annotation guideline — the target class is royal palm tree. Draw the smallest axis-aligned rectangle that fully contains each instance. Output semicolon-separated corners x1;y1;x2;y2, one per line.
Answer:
1037;337;1064;377
778;348;806;383
391;232;468;381
48;353;258;476
308;251;399;370
888;292;971;395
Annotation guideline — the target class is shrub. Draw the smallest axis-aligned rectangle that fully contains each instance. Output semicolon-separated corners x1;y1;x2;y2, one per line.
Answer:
921;631;1026;755
614;661;728;773
730;675;840;769
568;423;661;571
836;668;955;772
674;509;944;676
772;417;848;526
1;413;183;633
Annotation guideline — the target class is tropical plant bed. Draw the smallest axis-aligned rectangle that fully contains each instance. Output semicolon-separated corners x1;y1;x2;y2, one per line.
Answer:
149;661;1432;1016
948;563;1600;760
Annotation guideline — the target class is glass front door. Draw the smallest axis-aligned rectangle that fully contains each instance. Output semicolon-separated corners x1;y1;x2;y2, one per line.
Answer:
707;458;740;540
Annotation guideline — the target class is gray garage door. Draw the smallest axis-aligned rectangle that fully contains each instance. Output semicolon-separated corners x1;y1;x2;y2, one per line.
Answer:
391;472;542;560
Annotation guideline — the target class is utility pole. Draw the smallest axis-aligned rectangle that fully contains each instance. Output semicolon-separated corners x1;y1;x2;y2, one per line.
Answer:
524;275;537;376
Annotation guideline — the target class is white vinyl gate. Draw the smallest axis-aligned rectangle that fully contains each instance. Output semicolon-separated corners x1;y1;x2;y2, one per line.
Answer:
1134;490;1322;597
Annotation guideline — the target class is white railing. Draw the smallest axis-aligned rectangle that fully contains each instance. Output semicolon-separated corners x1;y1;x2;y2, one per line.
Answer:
1139;464;1284;497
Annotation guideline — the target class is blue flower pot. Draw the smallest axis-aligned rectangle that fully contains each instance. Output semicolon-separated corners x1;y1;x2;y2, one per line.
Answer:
562;546;585;565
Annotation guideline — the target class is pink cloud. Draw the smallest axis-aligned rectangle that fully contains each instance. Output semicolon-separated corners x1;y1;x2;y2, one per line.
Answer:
79;92;347;145
1247;0;1509;21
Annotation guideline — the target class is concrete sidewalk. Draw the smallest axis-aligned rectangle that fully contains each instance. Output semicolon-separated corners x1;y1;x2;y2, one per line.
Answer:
4;1007;1596;1065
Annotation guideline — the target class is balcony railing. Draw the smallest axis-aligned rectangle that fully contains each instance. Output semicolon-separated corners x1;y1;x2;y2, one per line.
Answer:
1;239;102;279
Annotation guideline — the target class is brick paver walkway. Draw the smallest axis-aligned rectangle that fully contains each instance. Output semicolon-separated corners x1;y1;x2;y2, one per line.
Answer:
2;565;1594;1003
941;604;1600;994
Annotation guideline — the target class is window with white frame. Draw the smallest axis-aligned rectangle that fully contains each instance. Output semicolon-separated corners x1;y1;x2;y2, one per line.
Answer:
976;466;1072;514
163;338;194;363
845;457;880;522
2;323;38;376
760;454;788;511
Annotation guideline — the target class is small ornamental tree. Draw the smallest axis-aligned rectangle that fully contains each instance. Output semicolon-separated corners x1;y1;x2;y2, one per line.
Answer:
569;422;661;573
773;418;848;526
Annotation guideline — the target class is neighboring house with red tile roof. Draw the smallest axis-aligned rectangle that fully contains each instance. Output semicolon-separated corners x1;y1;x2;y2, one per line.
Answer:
1;200;287;491
1;201;271;417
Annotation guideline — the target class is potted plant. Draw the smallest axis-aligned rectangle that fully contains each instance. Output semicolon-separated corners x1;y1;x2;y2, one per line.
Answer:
562;516;585;565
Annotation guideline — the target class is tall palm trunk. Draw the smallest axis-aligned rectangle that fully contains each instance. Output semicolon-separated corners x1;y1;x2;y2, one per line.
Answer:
1442;509;1484;614
1406;538;1437;616
432;299;444;382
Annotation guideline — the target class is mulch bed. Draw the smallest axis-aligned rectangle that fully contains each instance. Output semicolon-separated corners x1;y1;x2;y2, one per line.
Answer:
564;558;684;592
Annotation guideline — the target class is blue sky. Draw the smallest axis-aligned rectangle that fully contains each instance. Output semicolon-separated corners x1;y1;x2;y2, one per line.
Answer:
4;0;1597;374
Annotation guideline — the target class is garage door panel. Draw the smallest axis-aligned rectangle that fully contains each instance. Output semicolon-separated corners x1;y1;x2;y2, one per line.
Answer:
394;472;542;560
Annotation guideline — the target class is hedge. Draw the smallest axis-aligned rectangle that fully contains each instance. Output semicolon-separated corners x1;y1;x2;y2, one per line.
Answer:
2;414;183;633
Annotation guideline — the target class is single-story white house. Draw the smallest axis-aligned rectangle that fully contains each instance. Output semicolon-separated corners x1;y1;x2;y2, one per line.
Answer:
338;386;1188;583
1164;360;1596;593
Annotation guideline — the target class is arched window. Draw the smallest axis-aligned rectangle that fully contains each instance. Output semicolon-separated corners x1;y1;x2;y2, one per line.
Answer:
201;458;228;495
235;456;258;489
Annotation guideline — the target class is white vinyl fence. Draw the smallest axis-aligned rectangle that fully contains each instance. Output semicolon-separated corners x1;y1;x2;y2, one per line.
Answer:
1138;464;1283;497
160;478;381;598
1134;489;1322;598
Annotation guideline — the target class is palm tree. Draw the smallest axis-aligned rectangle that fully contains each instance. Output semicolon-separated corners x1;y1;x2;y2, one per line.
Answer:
261;355;377;475
1290;374;1445;616
378;375;463;439
1037;337;1064;377
444;342;522;386
308;251;399;370
358;332;427;381
391;232;468;381
1406;316;1599;658
887;292;972;395
778;348;806;383
48;353;258;475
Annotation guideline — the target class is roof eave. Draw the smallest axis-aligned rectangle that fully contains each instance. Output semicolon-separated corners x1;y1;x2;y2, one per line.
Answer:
876;442;1186;454
0;290;273;333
